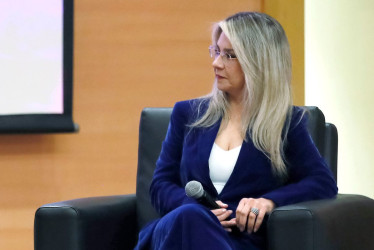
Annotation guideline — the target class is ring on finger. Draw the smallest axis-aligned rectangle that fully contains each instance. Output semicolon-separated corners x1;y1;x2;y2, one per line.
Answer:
250;207;259;216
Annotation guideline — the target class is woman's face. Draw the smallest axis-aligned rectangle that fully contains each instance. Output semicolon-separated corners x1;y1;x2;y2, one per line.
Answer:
212;32;245;100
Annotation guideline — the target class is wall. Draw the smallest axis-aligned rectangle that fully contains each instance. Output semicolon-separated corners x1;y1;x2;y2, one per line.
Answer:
305;0;374;198
0;1;262;249
264;0;304;105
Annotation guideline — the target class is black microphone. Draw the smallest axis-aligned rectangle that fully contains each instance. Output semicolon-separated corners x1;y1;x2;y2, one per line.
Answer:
185;180;220;209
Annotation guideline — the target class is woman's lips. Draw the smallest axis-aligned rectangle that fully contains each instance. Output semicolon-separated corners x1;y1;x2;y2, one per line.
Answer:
216;74;225;79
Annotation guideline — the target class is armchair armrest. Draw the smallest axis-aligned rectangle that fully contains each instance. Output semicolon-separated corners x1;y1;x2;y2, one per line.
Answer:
267;194;374;250
34;194;137;250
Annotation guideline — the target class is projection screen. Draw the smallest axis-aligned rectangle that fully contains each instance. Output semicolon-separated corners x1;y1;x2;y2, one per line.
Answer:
0;0;77;133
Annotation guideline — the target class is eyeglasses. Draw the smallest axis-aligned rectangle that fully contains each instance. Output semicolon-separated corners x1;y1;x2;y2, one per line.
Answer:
209;45;238;64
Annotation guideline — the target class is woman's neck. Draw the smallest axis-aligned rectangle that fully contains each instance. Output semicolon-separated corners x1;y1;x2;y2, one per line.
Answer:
227;96;243;120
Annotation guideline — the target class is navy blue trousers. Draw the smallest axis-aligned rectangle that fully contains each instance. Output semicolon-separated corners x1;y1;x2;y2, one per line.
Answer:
135;204;264;250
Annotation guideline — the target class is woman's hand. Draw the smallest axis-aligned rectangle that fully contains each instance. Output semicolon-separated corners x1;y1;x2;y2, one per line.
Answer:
235;198;275;233
211;200;236;232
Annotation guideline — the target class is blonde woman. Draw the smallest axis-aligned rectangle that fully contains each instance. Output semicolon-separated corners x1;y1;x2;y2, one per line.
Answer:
136;12;337;249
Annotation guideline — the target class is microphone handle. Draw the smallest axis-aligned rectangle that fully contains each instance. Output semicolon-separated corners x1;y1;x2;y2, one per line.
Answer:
197;192;220;209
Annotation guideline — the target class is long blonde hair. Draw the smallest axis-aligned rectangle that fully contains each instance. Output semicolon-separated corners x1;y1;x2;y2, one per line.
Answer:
190;12;293;178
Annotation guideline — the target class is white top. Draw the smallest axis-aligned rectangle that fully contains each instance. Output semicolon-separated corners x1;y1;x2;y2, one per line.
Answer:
208;143;242;194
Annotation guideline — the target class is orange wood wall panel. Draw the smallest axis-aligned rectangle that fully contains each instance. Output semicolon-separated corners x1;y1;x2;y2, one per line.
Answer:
0;1;261;249
264;0;305;105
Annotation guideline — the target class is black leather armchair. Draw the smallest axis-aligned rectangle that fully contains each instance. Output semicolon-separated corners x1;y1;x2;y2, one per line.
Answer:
34;107;374;250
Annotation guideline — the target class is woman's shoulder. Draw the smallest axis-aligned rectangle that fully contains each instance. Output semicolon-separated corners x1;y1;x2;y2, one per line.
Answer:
291;106;307;119
172;97;210;119
288;106;308;132
174;97;209;109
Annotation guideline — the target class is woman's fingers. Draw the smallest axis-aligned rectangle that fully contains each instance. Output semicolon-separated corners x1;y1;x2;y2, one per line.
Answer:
221;218;236;232
246;206;258;233
211;208;226;216
236;198;251;232
236;198;276;233
253;208;267;233
211;201;236;230
212;200;231;222
251;198;275;233
211;208;232;221
215;200;228;208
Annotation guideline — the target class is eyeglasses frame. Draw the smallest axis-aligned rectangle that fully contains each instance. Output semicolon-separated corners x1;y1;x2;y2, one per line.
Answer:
209;45;238;64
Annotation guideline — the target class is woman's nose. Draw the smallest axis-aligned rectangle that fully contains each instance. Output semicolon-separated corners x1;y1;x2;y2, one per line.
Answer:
212;55;224;69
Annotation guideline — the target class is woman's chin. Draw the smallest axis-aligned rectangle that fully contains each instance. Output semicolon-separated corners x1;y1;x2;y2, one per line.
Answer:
216;83;229;92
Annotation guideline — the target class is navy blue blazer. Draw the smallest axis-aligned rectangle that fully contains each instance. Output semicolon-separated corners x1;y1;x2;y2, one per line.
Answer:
150;99;338;217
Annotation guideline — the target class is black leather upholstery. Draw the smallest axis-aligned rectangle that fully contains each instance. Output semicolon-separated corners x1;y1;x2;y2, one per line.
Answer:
306;107;327;156
34;195;137;250
324;123;338;181
136;108;169;229
268;194;374;250
34;106;374;250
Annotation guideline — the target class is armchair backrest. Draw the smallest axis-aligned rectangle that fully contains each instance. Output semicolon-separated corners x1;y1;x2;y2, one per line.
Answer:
305;107;338;180
136;108;171;230
135;106;338;230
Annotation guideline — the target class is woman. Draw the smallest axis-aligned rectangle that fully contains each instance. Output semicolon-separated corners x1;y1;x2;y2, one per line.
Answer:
135;12;337;249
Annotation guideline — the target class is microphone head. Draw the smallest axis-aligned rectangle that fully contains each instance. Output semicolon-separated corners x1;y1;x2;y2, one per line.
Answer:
185;180;204;199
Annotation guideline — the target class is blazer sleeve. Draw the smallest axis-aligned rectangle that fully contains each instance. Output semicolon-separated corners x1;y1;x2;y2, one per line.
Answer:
150;101;198;216
261;108;338;207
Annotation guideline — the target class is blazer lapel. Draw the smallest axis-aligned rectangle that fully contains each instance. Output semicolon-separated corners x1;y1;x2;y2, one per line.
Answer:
196;119;221;196
218;140;249;197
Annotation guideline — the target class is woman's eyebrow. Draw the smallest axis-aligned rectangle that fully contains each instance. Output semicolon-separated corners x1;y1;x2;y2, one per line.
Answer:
215;44;235;53
223;48;235;53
